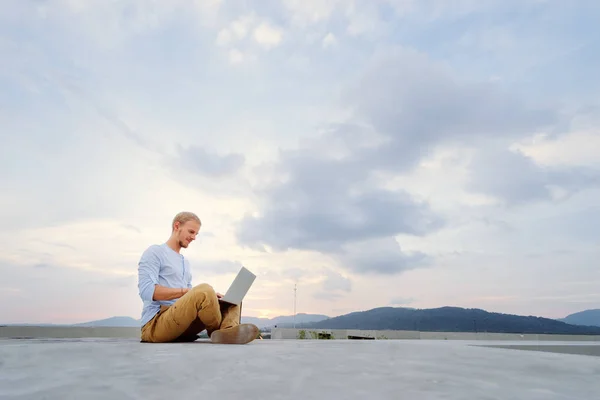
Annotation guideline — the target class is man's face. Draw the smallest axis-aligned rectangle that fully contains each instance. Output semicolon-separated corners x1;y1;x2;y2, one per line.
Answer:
175;220;200;248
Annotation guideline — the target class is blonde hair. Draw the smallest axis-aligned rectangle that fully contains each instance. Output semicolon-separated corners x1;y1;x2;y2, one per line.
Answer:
172;211;201;230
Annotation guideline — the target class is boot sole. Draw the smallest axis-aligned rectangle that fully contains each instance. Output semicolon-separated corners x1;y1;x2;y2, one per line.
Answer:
210;324;259;345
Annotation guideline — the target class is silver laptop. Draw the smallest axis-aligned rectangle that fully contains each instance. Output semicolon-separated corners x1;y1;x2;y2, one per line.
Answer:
218;266;256;305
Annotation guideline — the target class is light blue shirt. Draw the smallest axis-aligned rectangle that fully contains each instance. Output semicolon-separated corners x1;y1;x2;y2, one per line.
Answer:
137;243;192;327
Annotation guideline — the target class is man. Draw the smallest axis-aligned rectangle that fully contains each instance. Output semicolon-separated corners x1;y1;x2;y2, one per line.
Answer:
137;211;259;344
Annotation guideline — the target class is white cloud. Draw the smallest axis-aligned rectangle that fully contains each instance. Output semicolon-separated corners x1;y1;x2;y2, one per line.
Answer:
213;13;281;59
253;22;283;49
1;0;599;325
513;129;600;168
282;0;384;38
35;0;223;49
282;0;342;26
230;14;254;38
228;48;245;64
215;13;255;46
344;2;381;36
322;32;337;48
216;29;233;46
191;0;223;24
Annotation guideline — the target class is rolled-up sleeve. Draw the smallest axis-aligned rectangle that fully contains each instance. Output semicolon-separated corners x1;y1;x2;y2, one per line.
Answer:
138;246;160;302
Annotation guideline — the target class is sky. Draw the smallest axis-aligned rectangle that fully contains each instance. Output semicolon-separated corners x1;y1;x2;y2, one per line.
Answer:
1;0;599;324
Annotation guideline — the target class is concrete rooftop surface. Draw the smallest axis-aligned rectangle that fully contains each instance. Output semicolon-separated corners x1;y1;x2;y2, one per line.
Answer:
1;338;599;399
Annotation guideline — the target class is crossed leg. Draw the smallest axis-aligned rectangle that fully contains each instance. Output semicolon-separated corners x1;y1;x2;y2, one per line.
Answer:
141;283;253;344
172;301;242;342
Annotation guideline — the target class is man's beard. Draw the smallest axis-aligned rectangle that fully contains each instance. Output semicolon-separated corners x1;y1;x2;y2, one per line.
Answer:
179;239;188;248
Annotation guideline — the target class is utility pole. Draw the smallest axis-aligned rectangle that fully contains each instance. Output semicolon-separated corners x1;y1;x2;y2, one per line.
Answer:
293;283;297;329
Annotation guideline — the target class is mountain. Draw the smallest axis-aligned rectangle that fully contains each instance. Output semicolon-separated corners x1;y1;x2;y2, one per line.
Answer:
558;309;600;327
242;313;329;329
1;317;141;328
299;306;600;335
70;313;329;329
13;307;600;335
73;316;141;328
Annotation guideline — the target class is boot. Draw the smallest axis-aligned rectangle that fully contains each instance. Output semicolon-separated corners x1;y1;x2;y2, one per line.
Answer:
210;323;260;345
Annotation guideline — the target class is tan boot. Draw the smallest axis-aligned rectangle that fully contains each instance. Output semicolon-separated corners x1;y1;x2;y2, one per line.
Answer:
210;324;260;344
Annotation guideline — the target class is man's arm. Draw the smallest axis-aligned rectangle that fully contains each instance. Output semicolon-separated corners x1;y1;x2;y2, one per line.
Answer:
153;285;189;301
138;246;187;302
187;260;192;290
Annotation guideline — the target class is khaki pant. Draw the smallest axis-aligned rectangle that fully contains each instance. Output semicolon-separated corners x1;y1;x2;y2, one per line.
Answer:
141;283;241;343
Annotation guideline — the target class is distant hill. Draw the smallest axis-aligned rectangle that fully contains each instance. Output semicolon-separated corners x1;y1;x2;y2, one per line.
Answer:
299;306;600;335
558;309;600;327
73;316;141;328
70;313;329;330
242;313;329;329
9;307;600;335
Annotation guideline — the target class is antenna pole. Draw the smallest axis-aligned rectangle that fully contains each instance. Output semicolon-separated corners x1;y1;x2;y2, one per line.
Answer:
293;283;297;328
